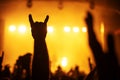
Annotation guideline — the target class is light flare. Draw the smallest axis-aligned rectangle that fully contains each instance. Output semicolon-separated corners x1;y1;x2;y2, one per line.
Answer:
9;25;16;32
47;26;54;33
73;27;79;32
82;27;87;32
64;26;71;32
18;25;26;33
61;57;68;67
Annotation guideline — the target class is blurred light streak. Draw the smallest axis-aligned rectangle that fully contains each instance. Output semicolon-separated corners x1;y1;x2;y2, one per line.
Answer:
100;22;104;33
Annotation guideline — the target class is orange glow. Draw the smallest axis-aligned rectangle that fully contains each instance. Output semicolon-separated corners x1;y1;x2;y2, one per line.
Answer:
47;26;54;33
100;22;105;51
61;57;68;67
64;26;71;32
100;22;104;33
2;1;96;74
18;25;26;33
73;27;79;32
82;27;87;32
9;25;16;32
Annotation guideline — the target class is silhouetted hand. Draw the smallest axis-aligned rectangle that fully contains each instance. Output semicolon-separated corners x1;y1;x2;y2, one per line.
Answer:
85;11;104;79
29;14;50;80
85;11;93;29
85;11;119;80
85;67;97;80
29;14;49;40
0;51;4;65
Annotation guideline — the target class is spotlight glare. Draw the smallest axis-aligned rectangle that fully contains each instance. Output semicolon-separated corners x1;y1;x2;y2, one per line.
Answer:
18;25;26;33
9;25;16;32
47;26;54;33
61;57;68;67
73;27;79;32
82;27;87;32
64;26;71;32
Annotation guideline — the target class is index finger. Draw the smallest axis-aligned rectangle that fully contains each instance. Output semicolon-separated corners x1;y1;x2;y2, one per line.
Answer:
29;14;34;27
44;15;49;24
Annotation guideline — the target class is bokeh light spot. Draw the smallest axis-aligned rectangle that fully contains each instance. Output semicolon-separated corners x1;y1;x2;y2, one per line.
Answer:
61;57;68;67
18;25;26;33
73;27;79;32
47;26;54;33
64;26;71;32
9;25;16;32
82;27;87;32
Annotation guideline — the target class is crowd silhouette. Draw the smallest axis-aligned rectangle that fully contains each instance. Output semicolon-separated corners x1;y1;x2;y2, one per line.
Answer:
0;11;120;80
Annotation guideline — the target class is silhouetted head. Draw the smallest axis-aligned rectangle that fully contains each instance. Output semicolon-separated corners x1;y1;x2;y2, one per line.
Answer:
75;65;79;71
4;64;10;70
85;11;93;28
57;65;62;70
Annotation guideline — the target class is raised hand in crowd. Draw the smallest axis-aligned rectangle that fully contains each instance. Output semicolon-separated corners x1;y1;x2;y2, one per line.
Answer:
29;14;49;80
85;11;119;80
0;51;4;71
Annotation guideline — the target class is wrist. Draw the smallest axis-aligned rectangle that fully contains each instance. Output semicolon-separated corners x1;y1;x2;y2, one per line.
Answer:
34;38;46;43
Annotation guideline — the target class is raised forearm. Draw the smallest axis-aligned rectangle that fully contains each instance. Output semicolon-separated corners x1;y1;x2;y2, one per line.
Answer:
32;39;49;80
86;13;107;80
34;39;48;57
87;25;103;58
29;14;49;80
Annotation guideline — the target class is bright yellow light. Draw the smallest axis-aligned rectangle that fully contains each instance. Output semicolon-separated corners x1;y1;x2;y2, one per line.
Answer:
9;25;16;32
61;57;68;67
82;27;87;32
101;22;104;33
73;27;79;32
47;26;54;33
64;26;71;32
18;25;26;33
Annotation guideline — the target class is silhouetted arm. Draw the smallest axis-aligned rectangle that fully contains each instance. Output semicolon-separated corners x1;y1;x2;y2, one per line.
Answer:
85;12;108;80
0;51;4;79
85;67;97;80
0;51;4;71
29;14;49;80
106;34;119;79
85;12;103;59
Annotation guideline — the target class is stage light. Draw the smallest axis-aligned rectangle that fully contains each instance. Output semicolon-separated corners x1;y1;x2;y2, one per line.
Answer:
47;26;54;33
82;27;87;32
18;25;26;33
9;25;16;32
61;57;68;67
73;27;79;32
64;26;71;32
